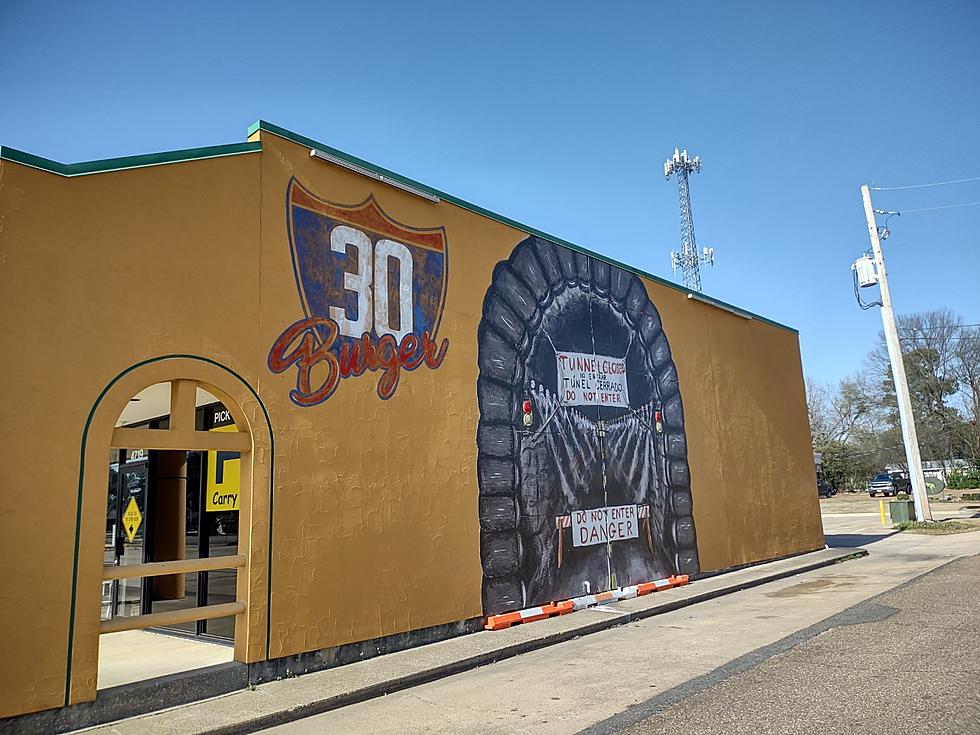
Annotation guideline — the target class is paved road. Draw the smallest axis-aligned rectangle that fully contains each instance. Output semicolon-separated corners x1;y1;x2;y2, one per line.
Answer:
595;553;980;735
262;514;980;734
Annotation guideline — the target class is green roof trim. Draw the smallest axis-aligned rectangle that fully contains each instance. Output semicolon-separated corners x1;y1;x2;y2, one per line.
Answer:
0;120;795;333
0;140;262;178
250;119;797;334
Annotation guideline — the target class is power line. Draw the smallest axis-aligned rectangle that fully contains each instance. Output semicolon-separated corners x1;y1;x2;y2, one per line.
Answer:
900;336;980;343
903;323;980;332
893;325;980;346
889;324;980;337
871;176;980;191
900;200;980;214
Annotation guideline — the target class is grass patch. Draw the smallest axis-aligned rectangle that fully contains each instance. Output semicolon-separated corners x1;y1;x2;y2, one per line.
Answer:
893;520;980;535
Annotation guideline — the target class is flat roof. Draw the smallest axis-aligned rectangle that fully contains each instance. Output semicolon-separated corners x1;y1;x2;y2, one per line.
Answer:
0;121;796;333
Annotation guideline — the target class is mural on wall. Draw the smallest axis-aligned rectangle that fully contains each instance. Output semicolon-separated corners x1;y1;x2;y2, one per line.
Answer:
269;178;450;405
477;236;699;615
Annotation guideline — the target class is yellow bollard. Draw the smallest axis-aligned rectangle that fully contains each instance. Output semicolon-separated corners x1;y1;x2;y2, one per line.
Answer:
879;499;887;527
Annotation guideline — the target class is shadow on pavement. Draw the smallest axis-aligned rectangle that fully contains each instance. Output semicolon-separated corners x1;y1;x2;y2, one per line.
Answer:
825;532;897;548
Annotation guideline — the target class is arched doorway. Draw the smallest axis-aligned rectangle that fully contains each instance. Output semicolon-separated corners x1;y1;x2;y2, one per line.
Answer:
66;358;272;708
476;237;700;615
94;380;248;688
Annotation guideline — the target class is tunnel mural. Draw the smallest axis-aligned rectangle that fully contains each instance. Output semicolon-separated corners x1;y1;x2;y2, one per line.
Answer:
477;236;700;615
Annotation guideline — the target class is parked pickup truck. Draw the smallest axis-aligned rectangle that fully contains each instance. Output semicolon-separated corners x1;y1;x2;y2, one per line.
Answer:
867;472;911;497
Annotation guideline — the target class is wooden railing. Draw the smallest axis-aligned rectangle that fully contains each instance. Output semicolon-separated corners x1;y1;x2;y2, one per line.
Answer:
100;554;246;634
102;379;251;636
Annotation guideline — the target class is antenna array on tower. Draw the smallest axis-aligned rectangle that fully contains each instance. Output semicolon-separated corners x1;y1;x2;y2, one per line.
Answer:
665;148;714;292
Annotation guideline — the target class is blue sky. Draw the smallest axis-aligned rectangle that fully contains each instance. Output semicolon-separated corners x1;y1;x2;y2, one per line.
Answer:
2;1;978;385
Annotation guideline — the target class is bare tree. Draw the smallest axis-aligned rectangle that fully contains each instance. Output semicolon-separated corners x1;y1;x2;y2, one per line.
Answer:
808;309;979;488
807;374;877;444
806;377;833;445
953;326;980;461
865;308;967;463
806;374;881;489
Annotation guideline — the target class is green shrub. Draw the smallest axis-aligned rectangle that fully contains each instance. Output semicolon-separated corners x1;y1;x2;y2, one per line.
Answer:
947;469;980;490
894;520;978;535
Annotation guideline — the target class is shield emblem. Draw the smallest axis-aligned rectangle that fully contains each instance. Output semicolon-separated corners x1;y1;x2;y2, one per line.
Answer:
286;177;448;352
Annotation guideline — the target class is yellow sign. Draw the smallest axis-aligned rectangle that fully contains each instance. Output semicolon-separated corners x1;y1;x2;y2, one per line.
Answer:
122;496;142;542
206;423;241;512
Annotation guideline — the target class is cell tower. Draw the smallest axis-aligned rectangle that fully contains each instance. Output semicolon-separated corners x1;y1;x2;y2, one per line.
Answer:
665;148;714;292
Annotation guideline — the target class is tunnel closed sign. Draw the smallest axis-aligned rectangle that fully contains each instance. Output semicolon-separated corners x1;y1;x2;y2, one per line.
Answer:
571;505;639;547
556;351;629;407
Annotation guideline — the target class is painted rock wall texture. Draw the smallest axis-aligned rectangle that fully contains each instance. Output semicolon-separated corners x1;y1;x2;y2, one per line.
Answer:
476;236;697;614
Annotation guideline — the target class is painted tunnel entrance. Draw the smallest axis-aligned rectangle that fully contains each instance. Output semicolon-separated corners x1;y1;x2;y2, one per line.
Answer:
476;236;700;615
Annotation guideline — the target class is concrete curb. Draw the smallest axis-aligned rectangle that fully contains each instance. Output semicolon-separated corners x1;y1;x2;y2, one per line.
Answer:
75;547;866;735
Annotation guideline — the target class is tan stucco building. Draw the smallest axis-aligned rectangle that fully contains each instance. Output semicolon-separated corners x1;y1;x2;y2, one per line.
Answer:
0;121;824;724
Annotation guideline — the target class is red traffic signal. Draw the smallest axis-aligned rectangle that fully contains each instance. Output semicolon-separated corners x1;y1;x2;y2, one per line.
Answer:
522;399;533;427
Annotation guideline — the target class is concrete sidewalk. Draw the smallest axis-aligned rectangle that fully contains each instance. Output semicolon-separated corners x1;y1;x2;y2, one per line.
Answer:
75;547;863;735
98;631;233;689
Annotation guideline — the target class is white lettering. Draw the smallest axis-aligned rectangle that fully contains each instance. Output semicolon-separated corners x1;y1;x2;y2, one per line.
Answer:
373;239;414;341
328;226;417;341
329;225;373;337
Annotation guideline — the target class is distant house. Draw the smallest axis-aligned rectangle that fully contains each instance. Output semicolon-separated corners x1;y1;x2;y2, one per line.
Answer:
885;459;974;481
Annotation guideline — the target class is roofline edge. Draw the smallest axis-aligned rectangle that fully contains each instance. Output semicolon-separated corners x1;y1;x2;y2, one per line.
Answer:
0;141;262;178
250;119;798;334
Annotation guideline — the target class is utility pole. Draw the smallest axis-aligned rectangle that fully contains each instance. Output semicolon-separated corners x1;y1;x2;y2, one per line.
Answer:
665;148;714;292
861;184;932;521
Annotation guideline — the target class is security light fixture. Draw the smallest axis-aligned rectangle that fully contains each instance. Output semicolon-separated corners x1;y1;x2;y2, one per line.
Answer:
310;148;440;203
686;292;752;319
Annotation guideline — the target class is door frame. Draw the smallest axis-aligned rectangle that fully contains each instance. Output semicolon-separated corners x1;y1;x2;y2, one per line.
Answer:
66;356;274;708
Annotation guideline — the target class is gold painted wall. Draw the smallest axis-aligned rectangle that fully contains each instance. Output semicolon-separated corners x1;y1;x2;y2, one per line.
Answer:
0;127;822;719
0;152;264;718
652;287;824;570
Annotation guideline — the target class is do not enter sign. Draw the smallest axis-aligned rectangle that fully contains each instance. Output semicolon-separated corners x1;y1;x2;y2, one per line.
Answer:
570;505;639;547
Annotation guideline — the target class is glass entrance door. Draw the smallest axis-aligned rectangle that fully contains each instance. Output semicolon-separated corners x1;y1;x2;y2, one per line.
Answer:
197;404;239;639
102;403;239;640
146;404;239;640
146;451;203;634
102;449;149;620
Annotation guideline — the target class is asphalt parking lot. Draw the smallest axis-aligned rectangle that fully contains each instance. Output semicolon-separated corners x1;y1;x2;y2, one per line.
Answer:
596;552;980;735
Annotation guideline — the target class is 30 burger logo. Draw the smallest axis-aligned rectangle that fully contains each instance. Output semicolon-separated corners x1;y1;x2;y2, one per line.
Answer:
268;178;449;406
